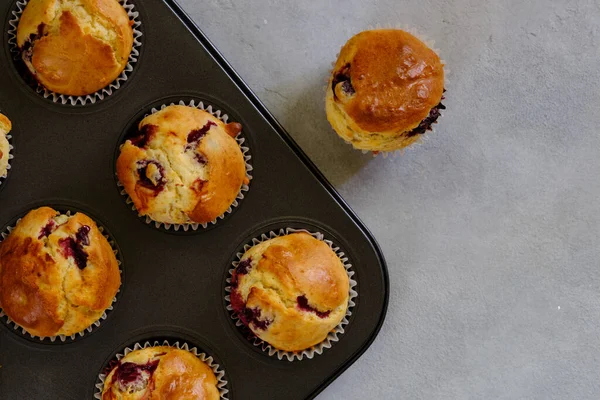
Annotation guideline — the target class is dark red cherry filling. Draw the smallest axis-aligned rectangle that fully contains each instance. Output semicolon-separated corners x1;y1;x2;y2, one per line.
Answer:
229;288;246;312
244;307;271;330
231;258;252;290
75;225;90;246
58;225;91;270
194;153;207;164
230;288;272;331
136;160;166;192
21;37;35;63
186;121;216;147
129;124;158;148
113;359;160;389
407;90;446;137
297;295;331;318
332;63;354;100
341;80;355;96
21;23;46;63
236;258;252;275
38;220;56;239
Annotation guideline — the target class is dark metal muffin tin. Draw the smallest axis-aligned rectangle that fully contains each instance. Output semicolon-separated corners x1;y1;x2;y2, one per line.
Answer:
0;1;389;399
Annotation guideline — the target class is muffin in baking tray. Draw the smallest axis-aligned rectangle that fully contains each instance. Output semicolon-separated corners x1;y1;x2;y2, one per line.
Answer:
16;0;134;96
102;346;220;400
229;232;350;352
0;207;120;338
116;105;247;226
0;113;12;178
326;29;446;152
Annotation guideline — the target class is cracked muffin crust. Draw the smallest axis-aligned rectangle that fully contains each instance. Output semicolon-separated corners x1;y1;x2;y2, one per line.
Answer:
0;114;12;178
0;207;120;337
16;0;134;96
116;105;247;225
230;233;350;352
102;346;220;400
326;29;445;152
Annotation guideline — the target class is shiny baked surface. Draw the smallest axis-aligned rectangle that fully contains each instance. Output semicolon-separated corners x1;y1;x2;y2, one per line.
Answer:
326;29;445;151
116;105;247;225
0;207;120;337
16;0;134;96
102;346;220;400
230;232;350;352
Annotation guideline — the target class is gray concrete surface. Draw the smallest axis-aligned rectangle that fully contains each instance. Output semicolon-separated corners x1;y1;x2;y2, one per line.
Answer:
177;1;600;398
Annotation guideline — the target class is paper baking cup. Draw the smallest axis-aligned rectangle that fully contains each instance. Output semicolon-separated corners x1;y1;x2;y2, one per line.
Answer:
117;99;253;232
7;0;143;106
0;132;14;186
94;339;229;399
326;24;448;158
0;210;123;343
225;228;358;361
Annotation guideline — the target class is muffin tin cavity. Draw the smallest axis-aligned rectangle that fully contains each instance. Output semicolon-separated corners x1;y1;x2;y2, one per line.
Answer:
6;0;143;107
95;336;230;400
113;96;253;234
0;204;124;344
224;222;358;361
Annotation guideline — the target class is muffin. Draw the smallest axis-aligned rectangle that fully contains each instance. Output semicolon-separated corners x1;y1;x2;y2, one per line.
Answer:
16;0;134;96
0;207;120;337
116;105;247;225
229;232;350;352
0;113;12;178
102;346;220;400
326;29;446;152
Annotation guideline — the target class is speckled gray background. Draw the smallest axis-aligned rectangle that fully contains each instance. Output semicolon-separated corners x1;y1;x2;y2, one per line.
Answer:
177;1;600;398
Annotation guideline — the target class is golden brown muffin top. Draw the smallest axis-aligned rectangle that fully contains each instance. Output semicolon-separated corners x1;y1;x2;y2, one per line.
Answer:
116;105;247;225
331;29;444;133
252;233;348;310
231;233;350;351
102;346;220;400
0;207;120;337
16;0;134;96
